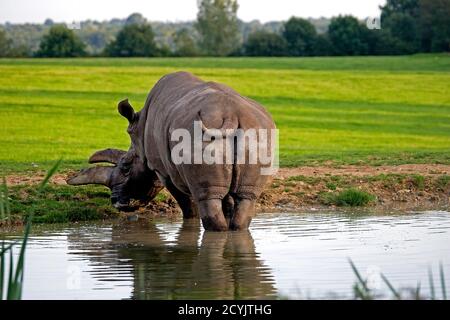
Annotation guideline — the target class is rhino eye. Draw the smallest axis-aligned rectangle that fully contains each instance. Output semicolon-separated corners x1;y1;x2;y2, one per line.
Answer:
120;163;131;174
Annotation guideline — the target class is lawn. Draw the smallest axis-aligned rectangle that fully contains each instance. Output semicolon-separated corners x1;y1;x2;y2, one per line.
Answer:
1;54;450;174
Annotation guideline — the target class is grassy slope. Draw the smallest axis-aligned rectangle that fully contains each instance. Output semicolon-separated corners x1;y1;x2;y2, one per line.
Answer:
0;54;449;174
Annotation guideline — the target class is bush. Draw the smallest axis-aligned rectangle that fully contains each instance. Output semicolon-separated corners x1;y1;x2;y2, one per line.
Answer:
243;31;288;56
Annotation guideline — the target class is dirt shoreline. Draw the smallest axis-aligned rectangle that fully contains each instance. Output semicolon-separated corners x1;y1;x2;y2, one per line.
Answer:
4;164;450;217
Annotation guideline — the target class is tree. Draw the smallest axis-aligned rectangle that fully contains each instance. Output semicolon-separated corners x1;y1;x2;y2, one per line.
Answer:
125;13;146;25
283;17;317;56
243;31;288;56
380;0;419;20
173;28;199;56
383;12;419;53
105;23;158;57
328;16;369;56
195;0;240;56
36;25;86;57
312;34;334;56
419;0;450;52
0;29;12;57
379;0;421;54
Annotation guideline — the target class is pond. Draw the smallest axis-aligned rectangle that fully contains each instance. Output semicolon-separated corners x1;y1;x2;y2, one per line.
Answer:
2;211;450;299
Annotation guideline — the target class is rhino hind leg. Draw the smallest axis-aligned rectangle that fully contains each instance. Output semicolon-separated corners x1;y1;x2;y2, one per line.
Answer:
165;180;199;219
198;199;228;231
229;198;256;231
222;194;235;226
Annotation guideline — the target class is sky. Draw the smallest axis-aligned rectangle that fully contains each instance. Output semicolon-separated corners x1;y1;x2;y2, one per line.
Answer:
0;0;386;24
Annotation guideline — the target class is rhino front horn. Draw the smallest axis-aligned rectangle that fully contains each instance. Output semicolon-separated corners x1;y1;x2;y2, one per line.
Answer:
88;148;126;165
66;166;114;187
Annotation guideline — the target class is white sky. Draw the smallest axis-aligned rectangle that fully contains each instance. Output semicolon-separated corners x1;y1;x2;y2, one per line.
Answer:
0;0;386;24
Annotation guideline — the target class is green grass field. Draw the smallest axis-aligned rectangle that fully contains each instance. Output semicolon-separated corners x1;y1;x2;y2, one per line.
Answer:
1;54;450;174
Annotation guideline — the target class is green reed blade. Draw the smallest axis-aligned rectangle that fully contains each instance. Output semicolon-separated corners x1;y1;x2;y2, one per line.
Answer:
440;263;447;300
38;158;63;190
381;273;401;299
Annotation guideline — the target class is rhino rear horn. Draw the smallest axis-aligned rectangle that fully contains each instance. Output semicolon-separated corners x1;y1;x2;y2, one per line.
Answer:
89;148;126;165
66;166;114;187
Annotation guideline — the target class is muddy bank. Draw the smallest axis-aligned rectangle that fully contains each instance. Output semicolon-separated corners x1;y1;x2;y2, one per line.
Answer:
4;164;450;223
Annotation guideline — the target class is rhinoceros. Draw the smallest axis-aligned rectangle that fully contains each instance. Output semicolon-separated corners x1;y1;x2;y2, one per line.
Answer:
67;72;276;231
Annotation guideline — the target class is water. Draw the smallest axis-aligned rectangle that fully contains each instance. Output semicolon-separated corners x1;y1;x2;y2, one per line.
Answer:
2;211;450;299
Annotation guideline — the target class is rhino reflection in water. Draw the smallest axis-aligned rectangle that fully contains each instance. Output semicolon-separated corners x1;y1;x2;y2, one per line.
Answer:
67;71;276;231
67;221;277;299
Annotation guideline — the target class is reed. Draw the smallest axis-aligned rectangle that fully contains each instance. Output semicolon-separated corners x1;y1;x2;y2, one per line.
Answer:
350;259;448;300
0;159;61;300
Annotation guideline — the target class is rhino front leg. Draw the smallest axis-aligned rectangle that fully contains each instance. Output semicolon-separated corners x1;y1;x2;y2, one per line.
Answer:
229;198;256;231
197;199;228;231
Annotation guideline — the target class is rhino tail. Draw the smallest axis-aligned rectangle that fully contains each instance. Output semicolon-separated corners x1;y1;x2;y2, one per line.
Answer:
197;111;238;138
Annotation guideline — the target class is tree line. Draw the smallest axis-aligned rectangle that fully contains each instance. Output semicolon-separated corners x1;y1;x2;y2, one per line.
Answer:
0;0;448;58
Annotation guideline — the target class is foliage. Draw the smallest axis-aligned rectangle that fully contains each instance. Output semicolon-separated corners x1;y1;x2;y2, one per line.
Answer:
283;17;318;56
35;25;86;57
328;16;369;56
312;34;334;56
104;23;159;57
173;28;199;57
243;31;288;56
195;0;240;56
1;1;450;57
0;29;12;57
419;0;450;52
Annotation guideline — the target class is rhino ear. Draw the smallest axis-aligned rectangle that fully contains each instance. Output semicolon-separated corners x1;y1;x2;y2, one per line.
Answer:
118;99;135;123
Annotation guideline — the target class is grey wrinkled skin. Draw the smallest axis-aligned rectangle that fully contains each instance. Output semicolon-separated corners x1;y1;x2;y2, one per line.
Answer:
68;72;276;231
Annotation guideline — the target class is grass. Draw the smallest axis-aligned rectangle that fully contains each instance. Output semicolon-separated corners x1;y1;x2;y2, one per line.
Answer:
0;54;449;174
8;184;113;223
0;177;11;221
320;188;376;207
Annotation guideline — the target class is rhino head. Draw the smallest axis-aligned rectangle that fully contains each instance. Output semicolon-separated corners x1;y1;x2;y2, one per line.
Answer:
67;99;163;211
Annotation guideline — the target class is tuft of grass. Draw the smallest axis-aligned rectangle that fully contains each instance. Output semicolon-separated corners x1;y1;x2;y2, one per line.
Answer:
154;192;168;203
320;188;375;207
411;174;425;190
436;175;450;189
292;191;305;197
325;182;337;190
